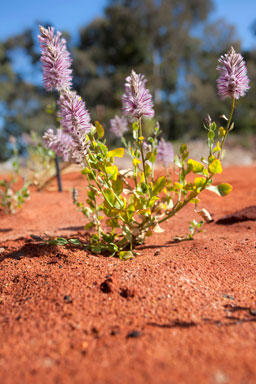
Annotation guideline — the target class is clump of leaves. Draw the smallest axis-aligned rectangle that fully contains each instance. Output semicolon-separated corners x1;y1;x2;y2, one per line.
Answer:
0;141;30;214
38;31;246;259
72;107;233;258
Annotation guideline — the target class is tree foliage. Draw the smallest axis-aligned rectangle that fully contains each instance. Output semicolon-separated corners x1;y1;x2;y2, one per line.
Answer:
0;1;255;161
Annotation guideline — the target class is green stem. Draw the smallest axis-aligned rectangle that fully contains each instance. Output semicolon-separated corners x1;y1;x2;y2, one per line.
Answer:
87;147;123;207
138;118;148;185
218;97;235;159
158;174;213;225
85;152;114;208
160;98;235;229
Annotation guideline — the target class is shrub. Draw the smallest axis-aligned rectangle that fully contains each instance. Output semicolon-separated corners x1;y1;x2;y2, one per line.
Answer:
38;27;249;258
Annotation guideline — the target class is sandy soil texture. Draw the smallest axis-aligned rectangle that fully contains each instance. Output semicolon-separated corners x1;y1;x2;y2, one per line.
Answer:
0;166;256;384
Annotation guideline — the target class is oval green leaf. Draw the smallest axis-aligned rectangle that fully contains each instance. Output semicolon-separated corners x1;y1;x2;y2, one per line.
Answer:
209;159;222;174
119;251;134;260
95;121;104;139
107;148;125;158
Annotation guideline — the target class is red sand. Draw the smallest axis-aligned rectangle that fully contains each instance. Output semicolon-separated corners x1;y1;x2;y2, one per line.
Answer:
0;165;256;384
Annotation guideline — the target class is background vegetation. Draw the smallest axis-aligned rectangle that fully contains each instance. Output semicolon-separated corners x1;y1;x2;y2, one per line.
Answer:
0;0;256;161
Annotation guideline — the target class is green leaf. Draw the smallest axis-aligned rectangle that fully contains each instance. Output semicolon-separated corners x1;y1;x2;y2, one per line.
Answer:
208;155;215;163
145;163;152;177
187;159;204;174
104;188;116;206
68;238;82;245
49;237;68;246
217;183;232;196
133;158;141;167
180;144;189;160
180;144;187;154
218;127;226;139
84;222;95;230
139;182;148;194
107;243;119;253
194;177;206;188
106;165;118;180
213;141;221;153
95;121;104;139
186;162;193;174
210;122;217;131
81;167;92;175
148;196;159;207
207;130;215;147
206;183;232;196
119;251;134;260
106;218;119;228
126;204;135;221
132;122;139;131
112;178;123;195
145;151;156;163
208;159;222;174
152;176;166;196
107;148;124;158
87;190;96;200
174;155;182;168
91;245;102;254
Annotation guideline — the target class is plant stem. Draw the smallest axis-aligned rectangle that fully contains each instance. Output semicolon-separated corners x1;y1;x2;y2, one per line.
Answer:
218;97;235;159
88;144;123;207
85;151;114;208
158;174;213;225
138;118;148;185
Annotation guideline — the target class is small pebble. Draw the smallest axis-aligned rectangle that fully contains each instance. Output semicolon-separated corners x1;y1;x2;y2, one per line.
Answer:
222;293;235;300
110;326;120;336
120;288;135;299
100;278;113;294
126;330;142;338
64;295;72;303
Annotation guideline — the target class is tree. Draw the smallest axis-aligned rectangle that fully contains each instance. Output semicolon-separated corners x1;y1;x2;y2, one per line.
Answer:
0;26;57;161
72;0;215;139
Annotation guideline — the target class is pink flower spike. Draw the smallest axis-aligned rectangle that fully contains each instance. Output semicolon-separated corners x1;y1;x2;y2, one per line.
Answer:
122;70;154;121
57;91;91;139
43;128;75;162
38;25;72;92
217;46;250;100
110;115;128;138
156;138;174;168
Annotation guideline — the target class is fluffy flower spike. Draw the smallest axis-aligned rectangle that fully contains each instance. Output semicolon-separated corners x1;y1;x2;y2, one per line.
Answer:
43;128;88;166
122;70;154;121
38;25;72;92
110;115;128;138
43;128;75;162
157;138;174;168
58;91;91;138
217;46;250;100
57;91;91;163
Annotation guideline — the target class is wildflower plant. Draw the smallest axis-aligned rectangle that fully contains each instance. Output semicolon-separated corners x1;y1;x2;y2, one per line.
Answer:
25;131;56;189
38;27;250;259
0;139;30;214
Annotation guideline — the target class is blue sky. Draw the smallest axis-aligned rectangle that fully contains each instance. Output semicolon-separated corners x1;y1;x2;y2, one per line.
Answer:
0;0;255;49
213;0;256;49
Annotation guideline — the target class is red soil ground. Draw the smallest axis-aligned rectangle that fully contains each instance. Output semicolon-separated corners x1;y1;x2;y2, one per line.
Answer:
0;166;256;384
